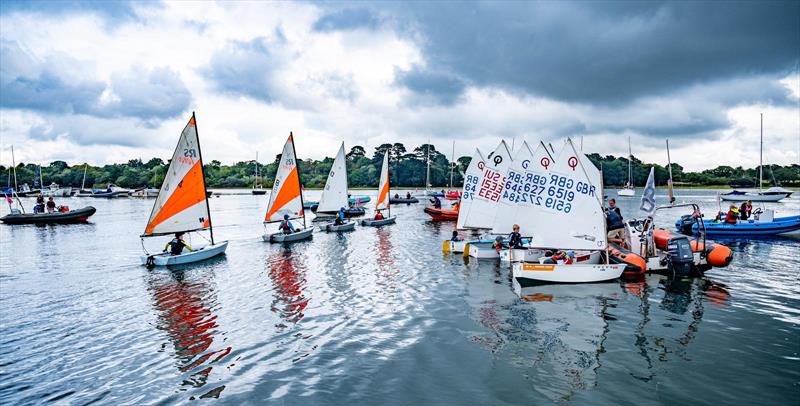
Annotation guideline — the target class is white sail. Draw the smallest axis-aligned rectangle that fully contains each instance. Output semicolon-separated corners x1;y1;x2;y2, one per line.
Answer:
144;115;210;236
460;140;512;229
489;141;533;234
491;141;554;234
264;133;304;222
456;148;485;230
375;149;390;210
522;138;606;250
317;143;348;213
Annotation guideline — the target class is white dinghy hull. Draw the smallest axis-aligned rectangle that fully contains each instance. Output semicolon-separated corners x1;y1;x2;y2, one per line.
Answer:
141;241;228;267
468;242;500;259
360;216;396;227
325;222;355;232
512;262;625;284
264;227;315;243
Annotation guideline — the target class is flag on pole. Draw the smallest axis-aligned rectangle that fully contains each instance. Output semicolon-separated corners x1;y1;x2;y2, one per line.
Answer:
639;167;657;216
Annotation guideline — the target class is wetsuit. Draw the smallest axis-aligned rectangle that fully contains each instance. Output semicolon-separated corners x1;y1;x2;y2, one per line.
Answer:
508;232;523;248
165;238;191;255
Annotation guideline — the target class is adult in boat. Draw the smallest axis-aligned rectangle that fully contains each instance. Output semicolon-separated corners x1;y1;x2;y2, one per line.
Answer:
46;197;57;213
606;206;626;247
724;205;739;224
374;210;385;220
406;192;412;199
279;214;296;234
164;232;193;256
739;200;753;221
34;194;45;214
508;224;524;249
608;198;622;218
334;207;346;226
430;196;442;209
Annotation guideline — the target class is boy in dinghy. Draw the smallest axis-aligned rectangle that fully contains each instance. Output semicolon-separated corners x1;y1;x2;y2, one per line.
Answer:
279;214;296;234
164;232;193;256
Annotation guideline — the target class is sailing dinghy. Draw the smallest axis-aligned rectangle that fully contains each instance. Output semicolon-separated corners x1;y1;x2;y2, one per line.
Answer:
319;143;355;232
442;148;486;253
263;133;314;242
361;149;396;226
511;138;625;285
617;136;635;197
140;113;228;267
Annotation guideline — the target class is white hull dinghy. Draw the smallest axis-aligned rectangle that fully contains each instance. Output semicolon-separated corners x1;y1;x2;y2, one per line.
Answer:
513;262;626;285
142;241;228;266
140;113;227;267
325;222;355;232
443;148;487;254
362;149;396;228
265;227;315;242
262;132;313;243
361;216;397;227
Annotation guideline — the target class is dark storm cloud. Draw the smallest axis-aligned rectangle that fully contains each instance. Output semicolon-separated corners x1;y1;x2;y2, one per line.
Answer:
382;1;798;106
0;40;191;126
203;37;276;102
395;67;466;105
312;8;381;32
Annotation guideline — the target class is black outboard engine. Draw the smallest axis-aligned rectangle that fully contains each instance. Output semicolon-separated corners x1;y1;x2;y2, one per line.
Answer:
678;214;695;235
666;236;694;276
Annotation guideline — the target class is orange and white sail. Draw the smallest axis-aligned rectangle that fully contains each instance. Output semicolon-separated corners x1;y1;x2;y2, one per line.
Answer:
375;149;390;211
144;115;210;235
265;133;304;222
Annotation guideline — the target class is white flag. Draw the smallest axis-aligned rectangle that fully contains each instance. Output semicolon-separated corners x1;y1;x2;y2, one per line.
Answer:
639;167;656;216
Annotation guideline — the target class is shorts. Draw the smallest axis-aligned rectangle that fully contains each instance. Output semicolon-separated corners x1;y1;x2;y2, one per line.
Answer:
607;228;625;241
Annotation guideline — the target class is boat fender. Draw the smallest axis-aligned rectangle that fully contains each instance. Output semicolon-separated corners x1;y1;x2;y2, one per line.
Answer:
704;243;733;268
608;244;646;275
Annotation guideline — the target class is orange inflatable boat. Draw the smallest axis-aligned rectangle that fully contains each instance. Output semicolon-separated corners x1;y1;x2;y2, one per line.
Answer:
607;243;647;276
424;206;459;221
653;229;732;268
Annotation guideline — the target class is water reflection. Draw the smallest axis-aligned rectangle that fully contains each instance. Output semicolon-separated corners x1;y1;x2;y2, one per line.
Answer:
266;248;309;329
375;228;399;290
146;267;230;399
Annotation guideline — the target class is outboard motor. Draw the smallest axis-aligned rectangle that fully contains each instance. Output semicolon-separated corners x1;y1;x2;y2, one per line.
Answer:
678;214;695;235
666;236;694;276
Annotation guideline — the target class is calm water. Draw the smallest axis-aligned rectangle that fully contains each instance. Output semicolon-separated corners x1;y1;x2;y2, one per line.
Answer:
1;189;798;405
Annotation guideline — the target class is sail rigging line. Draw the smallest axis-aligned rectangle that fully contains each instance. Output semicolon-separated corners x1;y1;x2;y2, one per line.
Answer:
194;111;215;245
290;132;307;229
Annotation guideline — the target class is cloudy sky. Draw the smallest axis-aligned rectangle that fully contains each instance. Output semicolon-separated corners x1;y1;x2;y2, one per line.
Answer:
1;1;798;171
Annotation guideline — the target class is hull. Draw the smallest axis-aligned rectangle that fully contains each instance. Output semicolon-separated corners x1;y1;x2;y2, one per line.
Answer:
252;189;267;195
324;222;355;232
502;249;602;264
513;262;626;284
264;227;315;243
424;206;458;221
678;215;800;236
719;192;788;202
90;191;129;198
468;242;500;259
141;241;228;266
130;188;159;198
360;216;396;227
389;197;419;204
1;206;96;224
43;187;73;197
617;187;635;197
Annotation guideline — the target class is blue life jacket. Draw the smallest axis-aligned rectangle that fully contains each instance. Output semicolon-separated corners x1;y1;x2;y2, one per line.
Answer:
606;210;624;231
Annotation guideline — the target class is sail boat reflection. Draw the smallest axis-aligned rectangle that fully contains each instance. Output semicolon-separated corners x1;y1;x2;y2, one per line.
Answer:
147;268;231;397
266;248;309;328
507;283;621;402
375;228;398;290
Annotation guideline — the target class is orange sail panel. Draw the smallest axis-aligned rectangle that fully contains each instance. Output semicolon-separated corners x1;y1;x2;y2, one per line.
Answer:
265;134;304;222
375;149;390;210
144;116;210;235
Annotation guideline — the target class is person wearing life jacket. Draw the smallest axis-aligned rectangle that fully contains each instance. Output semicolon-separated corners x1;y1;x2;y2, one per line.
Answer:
606;207;626;247
33;194;45;214
724;205;739;224
430;196;442;209
508;224;524;249
279;214;295;234
451;200;460;212
334;207;346;226
492;236;505;253
164;232;193;256
405;192;412;199
374;210;385;220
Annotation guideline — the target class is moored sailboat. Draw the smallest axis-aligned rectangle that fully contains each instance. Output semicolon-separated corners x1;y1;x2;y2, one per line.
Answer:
617;136;635;197
140;113;228;266
263;133;314;242
361;149;396;226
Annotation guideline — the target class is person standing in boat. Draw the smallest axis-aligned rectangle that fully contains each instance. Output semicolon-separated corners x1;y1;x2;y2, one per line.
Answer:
279;214;295;234
164;232;193;256
606;206;626;247
608;198;622;219
406;191;412;200
508;224;524;249
45;197;57;213
430;196;442;209
34;194;45;214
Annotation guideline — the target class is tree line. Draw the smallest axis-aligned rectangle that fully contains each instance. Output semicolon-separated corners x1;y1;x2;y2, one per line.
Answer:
2;143;798;190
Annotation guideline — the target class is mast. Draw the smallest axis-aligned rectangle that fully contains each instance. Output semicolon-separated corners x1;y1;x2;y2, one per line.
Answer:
426;139;431;191
759;113;763;190
449;140;455;189
11;146;17;191
627;136;632;187
255;151;259;187
193;111;215;245
39;165;43;190
387;148;392;217
290;131;307;229
81;164;87;190
666;139;674;204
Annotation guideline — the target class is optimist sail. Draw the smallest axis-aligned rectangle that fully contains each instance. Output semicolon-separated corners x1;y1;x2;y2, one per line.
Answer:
491;141;553;234
460;140;512;229
144;114;211;236
317;143;348;213
522;138;606;250
265;133;304;222
375;149;390;211
456;148;485;230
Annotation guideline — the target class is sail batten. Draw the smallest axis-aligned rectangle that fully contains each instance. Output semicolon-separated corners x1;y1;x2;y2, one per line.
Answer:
143;116;211;236
317;143;348;213
265;134;304;223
